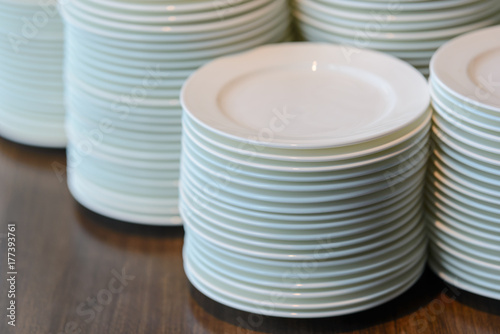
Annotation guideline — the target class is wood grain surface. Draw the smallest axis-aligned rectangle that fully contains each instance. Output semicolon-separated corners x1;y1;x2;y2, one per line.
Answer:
0;137;499;334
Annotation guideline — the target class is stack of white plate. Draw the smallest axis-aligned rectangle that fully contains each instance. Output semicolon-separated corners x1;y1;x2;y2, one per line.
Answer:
0;0;65;147
427;26;500;300
61;0;291;225
181;43;431;317
293;0;500;76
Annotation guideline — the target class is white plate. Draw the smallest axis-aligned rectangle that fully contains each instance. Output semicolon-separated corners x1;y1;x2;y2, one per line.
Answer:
431;238;500;281
181;121;430;172
184;213;425;259
431;25;500;112
433;104;500;144
0;65;64;84
0;35;63;52
66;124;181;162
62;0;283;43
427;175;500;217
187;227;427;279
67;146;180;178
66;64;183;99
73;0;272;25
180;165;425;215
187;224;426;273
68;139;180;170
182;43;428;149
428;212;500;252
296;0;498;22
182;133;429;186
64;11;289;52
433;114;500;155
0;52;63;70
0;77;63;98
66;17;289;62
76;165;179;197
433;146;500;187
181;151;427;203
67;55;187;89
67;114;181;144
433;133;500;176
81;0;254;14
430;76;500;120
0;96;64;117
431;82;500;133
183;231;426;317
66;84;183;118
78;160;179;187
61;0;285;34
66;40;211;70
67;74;181;107
185;256;425;317
296;17;451;51
185;240;426;298
296;0;496;29
71;171;178;209
68;174;182;225
295;9;499;42
426;201;500;242
428;223;500;266
70;107;181;134
186;257;424;317
0;104;64;125
68;109;181;137
426;184;500;225
183;179;422;228
0;121;66;148
189;242;425;293
182;204;422;254
431;248;500;283
0;106;64;130
431;157;500;200
429;157;500;211
180;191;422;243
180;183;422;236
320;0;482;11
429;259;500;301
432;126;500;167
182;108;431;162
181;138;428;192
297;24;439;54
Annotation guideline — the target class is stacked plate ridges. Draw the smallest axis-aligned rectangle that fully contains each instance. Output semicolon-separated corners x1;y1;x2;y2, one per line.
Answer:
426;25;500;300
0;0;65;147
293;0;500;76
61;0;291;225
181;43;432;317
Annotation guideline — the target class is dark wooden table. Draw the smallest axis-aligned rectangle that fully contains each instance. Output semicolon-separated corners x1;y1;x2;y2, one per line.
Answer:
0;137;499;334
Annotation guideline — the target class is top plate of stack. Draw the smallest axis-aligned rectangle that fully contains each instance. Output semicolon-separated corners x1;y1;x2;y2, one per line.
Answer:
431;25;500;113
182;42;429;149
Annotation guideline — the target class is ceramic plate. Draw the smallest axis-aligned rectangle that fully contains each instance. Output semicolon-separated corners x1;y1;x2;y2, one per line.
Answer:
182;43;428;149
431;25;500;112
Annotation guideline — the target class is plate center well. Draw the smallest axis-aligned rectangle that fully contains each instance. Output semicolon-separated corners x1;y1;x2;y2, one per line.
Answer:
217;63;396;141
467;47;500;106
